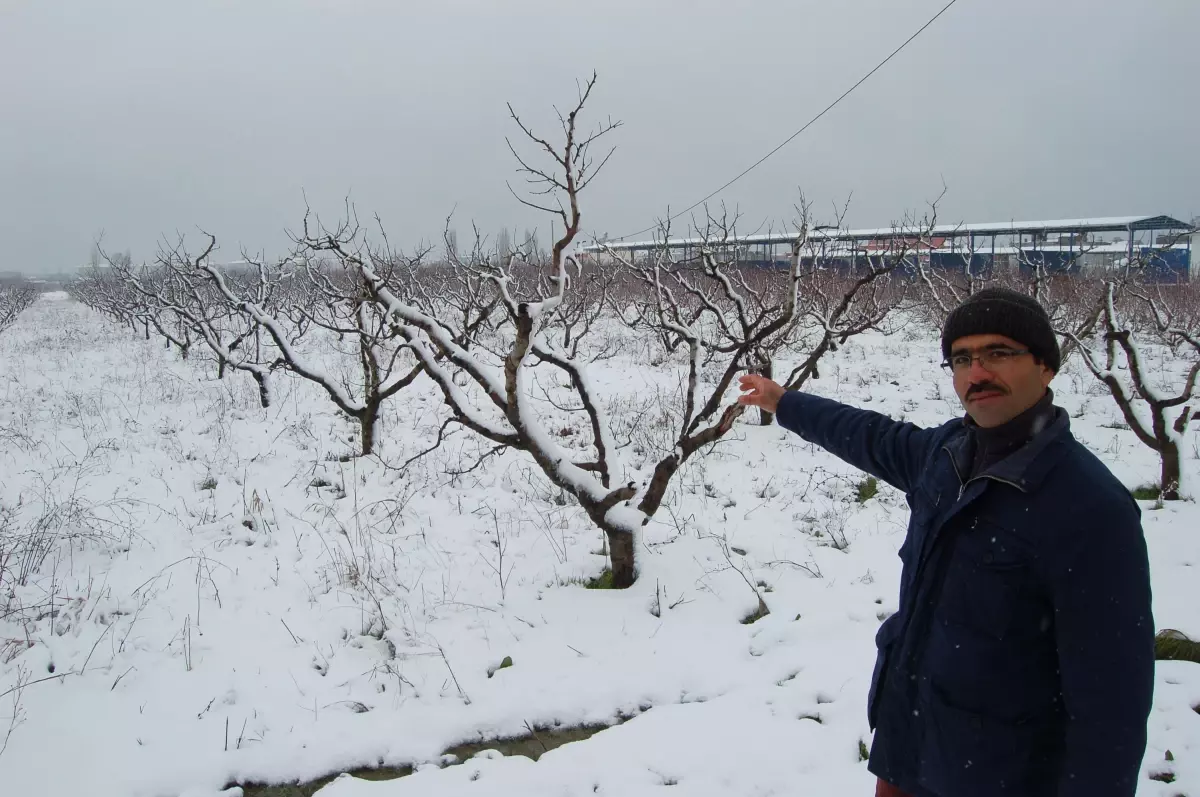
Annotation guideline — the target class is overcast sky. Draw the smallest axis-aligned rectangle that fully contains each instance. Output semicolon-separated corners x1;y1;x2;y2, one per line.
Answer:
2;0;1197;273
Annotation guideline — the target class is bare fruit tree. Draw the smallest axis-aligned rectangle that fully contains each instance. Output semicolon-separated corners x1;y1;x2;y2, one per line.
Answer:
608;205;809;427
776;207;931;402
295;75;669;586
917;234;1106;366
918;230;1100;321
597;198;921;520
179;235;425;457
598;208;806;484
103;236;282;408
281;240;427;456
0;285;37;336
71;260;149;338
1067;278;1199;500
86;230;425;453
914;226;995;320
78;247;197;357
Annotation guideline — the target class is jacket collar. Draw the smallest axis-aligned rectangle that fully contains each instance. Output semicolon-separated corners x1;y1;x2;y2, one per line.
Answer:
943;398;1072;492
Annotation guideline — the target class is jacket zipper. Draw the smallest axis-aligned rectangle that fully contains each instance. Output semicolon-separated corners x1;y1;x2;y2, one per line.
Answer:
942;444;1027;501
876;450;1029;733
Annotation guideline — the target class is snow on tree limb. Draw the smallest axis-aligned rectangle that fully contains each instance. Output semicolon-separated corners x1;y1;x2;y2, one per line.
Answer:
1069;266;1198;499
0;284;37;336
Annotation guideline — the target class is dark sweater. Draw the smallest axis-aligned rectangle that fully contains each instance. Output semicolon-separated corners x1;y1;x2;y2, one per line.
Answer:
968;388;1056;478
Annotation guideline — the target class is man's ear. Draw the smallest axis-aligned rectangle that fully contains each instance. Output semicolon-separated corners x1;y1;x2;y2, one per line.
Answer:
1040;363;1055;387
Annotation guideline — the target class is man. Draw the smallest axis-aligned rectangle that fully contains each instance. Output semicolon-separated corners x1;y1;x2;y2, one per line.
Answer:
738;288;1154;797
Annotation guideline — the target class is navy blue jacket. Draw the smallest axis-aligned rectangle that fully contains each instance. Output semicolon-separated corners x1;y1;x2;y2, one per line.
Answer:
775;390;1154;797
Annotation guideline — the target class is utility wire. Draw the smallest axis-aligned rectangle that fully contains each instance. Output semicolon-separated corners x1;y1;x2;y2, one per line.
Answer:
608;0;962;242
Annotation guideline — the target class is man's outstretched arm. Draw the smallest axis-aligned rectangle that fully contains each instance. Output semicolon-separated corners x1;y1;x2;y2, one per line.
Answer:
738;374;940;495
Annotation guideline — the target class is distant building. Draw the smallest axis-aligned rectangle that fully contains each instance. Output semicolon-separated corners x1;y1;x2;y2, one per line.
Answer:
586;215;1196;282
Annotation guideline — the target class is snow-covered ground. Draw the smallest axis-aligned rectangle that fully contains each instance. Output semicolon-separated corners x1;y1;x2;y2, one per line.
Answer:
0;293;1197;796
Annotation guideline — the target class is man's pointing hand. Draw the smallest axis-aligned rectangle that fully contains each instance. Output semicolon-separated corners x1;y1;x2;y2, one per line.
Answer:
737;374;785;414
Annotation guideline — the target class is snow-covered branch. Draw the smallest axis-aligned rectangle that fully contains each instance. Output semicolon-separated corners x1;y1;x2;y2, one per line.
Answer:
0;284;38;336
1070;278;1198;499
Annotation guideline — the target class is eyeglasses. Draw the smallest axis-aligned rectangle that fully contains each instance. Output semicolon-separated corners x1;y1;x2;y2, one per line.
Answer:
941;347;1030;373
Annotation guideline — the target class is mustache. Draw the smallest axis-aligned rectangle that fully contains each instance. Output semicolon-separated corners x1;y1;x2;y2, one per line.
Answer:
966;381;1008;400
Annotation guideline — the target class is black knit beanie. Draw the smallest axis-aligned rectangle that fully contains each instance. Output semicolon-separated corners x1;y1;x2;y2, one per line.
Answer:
941;288;1061;372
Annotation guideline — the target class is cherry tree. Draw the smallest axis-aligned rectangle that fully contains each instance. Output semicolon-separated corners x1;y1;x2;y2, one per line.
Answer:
0;284;37;336
105;236;282;407
917;232;1107;366
71;258;163;342
182;237;424;456
1067;278;1199;500
606;199;929;428
775;210;929;404
330;74;916;586
294;75;667;585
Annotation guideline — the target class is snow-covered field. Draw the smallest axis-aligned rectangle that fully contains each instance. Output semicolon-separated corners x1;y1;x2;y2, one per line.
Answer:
1;293;1197;796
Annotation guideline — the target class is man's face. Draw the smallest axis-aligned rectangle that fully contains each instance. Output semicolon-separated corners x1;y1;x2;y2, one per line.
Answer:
949;333;1054;428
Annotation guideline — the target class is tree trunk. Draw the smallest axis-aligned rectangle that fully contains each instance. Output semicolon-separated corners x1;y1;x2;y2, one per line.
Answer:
1058;335;1082;368
1160;440;1182;501
218;357;227;379
607;529;636;588
252;371;270;409
758;358;775;426
638;455;680;518
359;398;380;456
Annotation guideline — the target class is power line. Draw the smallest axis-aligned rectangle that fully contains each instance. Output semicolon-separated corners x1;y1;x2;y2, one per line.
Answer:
608;0;962;242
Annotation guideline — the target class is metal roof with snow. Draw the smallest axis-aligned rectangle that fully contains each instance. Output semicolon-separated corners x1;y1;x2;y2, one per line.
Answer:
583;215;1194;253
